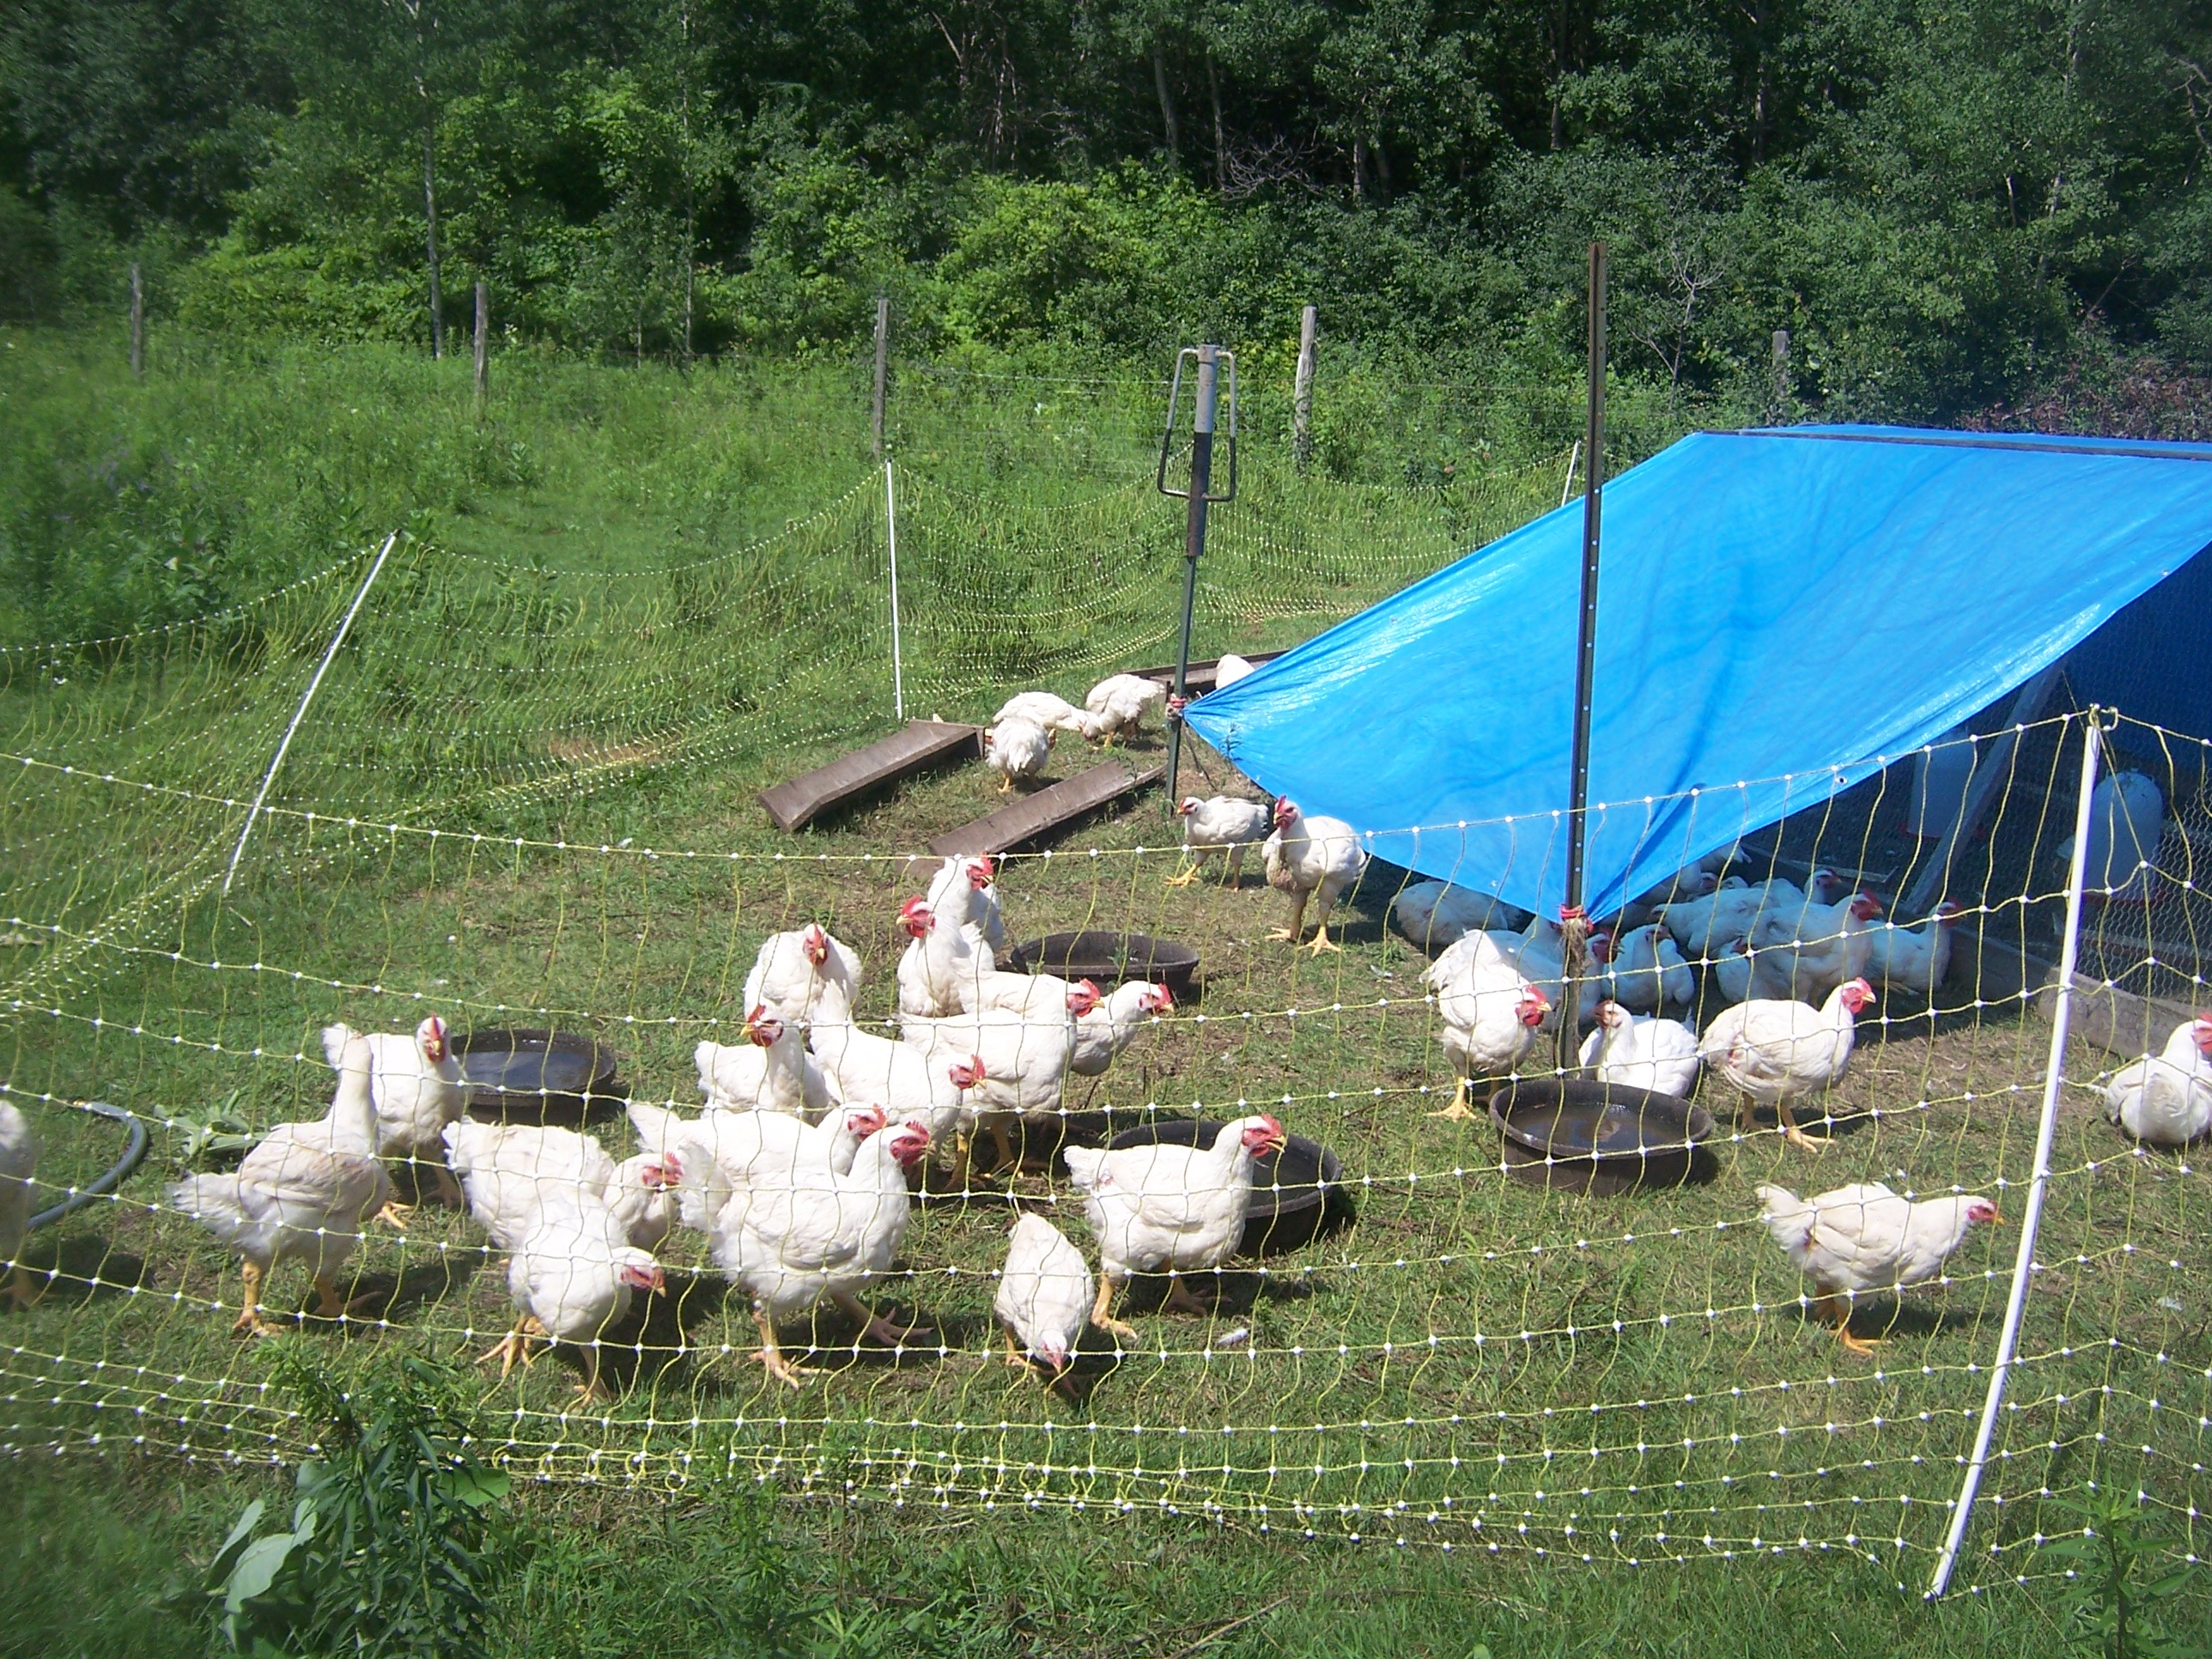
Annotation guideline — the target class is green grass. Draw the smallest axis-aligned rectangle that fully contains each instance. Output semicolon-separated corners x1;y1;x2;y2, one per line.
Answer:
0;325;2207;1655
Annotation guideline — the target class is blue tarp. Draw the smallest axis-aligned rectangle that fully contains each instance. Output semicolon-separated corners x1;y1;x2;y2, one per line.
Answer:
1182;425;2212;920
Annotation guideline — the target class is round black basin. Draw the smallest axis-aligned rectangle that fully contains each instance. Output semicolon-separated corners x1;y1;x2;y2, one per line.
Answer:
1487;1079;1715;1195
1005;931;1200;1000
1103;1118;1348;1255
453;1029;623;1124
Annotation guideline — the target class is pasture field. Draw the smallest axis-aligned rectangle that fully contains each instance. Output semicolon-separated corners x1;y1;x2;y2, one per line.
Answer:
0;328;2205;1656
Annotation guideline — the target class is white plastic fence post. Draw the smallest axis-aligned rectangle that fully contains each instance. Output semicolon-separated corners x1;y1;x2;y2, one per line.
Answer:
884;459;904;721
221;531;399;896
1560;439;1582;508
1927;705;2106;1599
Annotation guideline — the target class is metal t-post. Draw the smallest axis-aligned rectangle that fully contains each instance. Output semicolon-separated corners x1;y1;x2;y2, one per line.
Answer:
1557;242;1607;1067
1165;344;1218;805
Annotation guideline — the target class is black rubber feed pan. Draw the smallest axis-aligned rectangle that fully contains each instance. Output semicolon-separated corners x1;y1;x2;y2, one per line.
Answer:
1488;1079;1717;1195
1103;1119;1349;1255
1005;931;1200;1000
453;1029;624;1125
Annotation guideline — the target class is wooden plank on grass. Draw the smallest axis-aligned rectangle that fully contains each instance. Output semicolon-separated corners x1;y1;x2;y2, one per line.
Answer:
930;760;1164;858
758;720;985;833
1127;650;1285;696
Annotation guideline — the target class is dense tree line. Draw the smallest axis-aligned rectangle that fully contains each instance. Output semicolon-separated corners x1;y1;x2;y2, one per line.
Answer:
3;1;2210;419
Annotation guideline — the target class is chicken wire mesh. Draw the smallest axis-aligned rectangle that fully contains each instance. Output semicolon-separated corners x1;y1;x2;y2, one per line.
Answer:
0;419;2204;1609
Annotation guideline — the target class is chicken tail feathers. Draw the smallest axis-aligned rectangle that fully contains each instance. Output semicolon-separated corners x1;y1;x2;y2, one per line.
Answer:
1754;1182;1815;1249
1061;1147;1106;1192
320;1023;361;1070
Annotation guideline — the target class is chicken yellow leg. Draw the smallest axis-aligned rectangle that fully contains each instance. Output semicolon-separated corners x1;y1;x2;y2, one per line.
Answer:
752;1306;816;1389
832;1288;931;1348
1304;915;1342;955
1164;857;1204;888
9;1261;46;1312
1001;1322;1032;1371
1777;1100;1829;1152
1163;1275;1214;1316
232;1261;290;1338
1426;1076;1479;1121
479;1313;547;1377
1267;891;1311;947
1815;1291;1879;1355
1091;1273;1139;1344
570;1344;609;1406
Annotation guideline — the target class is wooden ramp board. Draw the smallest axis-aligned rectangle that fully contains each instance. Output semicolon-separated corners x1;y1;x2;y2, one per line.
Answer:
930;760;1165;858
1128;649;1285;696
757;720;984;833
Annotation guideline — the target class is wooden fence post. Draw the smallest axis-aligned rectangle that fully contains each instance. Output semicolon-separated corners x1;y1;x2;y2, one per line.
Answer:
473;282;489;420
1292;304;1317;471
130;263;144;380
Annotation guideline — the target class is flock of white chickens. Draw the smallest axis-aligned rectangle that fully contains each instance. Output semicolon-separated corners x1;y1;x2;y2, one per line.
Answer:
0;665;2203;1401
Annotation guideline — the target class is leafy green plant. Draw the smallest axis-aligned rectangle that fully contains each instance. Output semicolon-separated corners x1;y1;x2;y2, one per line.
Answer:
2040;1484;2209;1659
171;1091;257;1170
169;1350;512;1658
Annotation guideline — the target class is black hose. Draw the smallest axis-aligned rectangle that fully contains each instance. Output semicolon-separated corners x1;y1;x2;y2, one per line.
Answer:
27;1100;149;1231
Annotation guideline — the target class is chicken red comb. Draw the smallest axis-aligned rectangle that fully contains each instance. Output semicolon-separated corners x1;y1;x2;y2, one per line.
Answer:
969;857;995;887
802;923;830;962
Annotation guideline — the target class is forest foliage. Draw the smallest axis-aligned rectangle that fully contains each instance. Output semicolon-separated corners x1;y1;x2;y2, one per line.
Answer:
3;1;2212;421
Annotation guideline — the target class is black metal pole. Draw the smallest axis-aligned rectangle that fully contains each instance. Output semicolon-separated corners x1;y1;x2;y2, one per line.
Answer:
1164;343;1218;809
1558;242;1607;1067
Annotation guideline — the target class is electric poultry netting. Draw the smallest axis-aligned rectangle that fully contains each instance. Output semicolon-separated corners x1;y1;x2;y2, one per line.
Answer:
0;432;2205;1601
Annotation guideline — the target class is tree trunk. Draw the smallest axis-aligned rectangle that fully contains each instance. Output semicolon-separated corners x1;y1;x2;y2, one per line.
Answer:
1206;52;1226;195
1352;137;1366;205
1370;133;1391;204
1153;46;1179;155
422;125;443;359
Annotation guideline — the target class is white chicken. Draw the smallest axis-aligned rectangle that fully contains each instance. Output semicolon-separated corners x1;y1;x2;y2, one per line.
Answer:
1389;879;1530;950
742;923;865;1024
1166;795;1273;888
1422;933;1548;1119
1757;1181;2000;1353
994;690;1102;740
696;1005;838;1117
994;1212;1093;1389
1865;902;1964;998
439;1121;682;1252
2100;1013;2212;1146
0;1102;40;1311
1698;978;1876;1151
1711;940;1753;1006
441;1120;671;1399
1745;891;1882;1004
900;1001;1079;1172
1071;981;1173;1078
1656;875;1755;954
695;1115;933;1388
1577;1001;1700;1097
321;1017;467;1221
1084;673;1166;744
1479;915;1603;1031
1261;798;1368;954
626;1099;884;1231
897;896;1098;1027
1063;1114;1285;1340
801;982;988;1166
171;1036;392;1335
1212;653;1256;689
923;854;1006;957
983;716;1054;791
1597;923;1695;1012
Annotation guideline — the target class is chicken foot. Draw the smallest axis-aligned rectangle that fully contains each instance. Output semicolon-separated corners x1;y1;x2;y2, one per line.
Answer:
1162;1275;1218;1317
1000;1323;1033;1371
1089;1273;1139;1345
479;1313;548;1378
1776;1100;1829;1152
1814;1291;1880;1355
831;1289;932;1349
568;1344;611;1407
1164;857;1206;888
1426;1076;1480;1121
9;1261;47;1312
751;1306;817;1389
230;1261;293;1338
1266;892;1310;947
